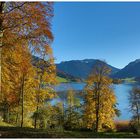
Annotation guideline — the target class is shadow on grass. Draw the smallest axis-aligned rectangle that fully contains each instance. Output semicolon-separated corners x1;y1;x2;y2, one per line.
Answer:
0;126;139;138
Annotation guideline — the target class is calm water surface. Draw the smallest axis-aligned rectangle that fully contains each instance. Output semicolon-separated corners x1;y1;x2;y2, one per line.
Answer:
53;82;138;120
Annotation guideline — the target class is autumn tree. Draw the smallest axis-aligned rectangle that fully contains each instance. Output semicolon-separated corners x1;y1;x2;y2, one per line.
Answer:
1;42;38;126
33;53;56;128
16;45;37;127
64;89;82;130
0;1;54;95
129;87;140;129
84;61;117;132
0;2;56;127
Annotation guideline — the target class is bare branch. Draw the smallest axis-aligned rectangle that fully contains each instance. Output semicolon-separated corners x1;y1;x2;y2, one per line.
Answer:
4;2;27;14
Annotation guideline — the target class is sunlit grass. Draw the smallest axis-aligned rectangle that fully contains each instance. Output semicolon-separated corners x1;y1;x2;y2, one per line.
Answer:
57;76;69;83
0;121;13;127
122;77;136;83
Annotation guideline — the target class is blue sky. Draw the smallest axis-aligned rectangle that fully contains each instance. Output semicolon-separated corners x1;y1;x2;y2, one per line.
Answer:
52;2;140;69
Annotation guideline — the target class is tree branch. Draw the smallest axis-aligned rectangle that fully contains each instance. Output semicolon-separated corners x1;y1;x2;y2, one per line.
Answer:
4;2;27;14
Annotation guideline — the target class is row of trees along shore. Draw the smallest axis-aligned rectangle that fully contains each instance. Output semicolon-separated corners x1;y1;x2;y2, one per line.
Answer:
0;1;140;133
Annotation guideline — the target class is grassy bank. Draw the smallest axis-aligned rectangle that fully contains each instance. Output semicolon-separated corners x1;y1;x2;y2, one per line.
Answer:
0;120;138;138
57;76;69;83
0;118;136;138
0;126;139;138
122;77;136;83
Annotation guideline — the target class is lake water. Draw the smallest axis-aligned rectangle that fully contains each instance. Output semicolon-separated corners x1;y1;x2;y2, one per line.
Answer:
53;82;138;121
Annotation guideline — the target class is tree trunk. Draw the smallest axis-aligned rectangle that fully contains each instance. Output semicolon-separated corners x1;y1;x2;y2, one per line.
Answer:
95;82;101;133
34;106;38;129
62;101;65;132
21;74;25;128
95;92;99;132
3;98;10;123
0;2;4;102
16;113;18;123
34;92;40;129
69;96;72;126
34;74;42;128
136;103;140;125
16;97;21;125
95;93;100;132
7;105;9;123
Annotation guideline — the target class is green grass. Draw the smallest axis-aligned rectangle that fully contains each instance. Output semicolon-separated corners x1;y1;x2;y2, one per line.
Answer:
0;126;139;138
122;77;136;83
0;120;138;138
57;76;69;83
61;131;139;138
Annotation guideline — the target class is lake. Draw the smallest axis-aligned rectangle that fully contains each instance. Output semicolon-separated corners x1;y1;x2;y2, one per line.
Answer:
53;82;138;121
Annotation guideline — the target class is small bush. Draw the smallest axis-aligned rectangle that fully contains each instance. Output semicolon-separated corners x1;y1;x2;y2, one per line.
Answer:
115;121;131;132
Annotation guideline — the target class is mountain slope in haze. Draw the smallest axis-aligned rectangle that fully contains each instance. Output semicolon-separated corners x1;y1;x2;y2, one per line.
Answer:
56;59;120;79
112;59;140;78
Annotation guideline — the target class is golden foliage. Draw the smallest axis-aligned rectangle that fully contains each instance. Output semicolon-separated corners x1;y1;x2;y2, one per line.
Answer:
0;2;56;125
84;61;117;132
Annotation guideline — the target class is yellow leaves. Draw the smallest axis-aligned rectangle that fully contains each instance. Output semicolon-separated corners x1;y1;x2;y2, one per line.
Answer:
2;2;53;59
44;45;52;55
84;62;117;131
1;2;56;126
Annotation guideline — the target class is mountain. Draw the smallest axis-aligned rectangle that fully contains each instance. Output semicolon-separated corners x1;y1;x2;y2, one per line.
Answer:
32;56;82;82
57;69;82;82
112;59;140;78
56;59;120;79
32;56;140;80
